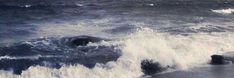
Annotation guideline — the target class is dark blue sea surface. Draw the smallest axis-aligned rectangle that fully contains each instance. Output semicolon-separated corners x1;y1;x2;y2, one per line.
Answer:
0;0;234;78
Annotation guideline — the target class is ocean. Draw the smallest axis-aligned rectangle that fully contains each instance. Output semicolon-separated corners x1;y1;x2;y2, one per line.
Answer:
0;0;234;78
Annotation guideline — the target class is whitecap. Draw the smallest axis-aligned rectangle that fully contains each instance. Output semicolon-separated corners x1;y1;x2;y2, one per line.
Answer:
212;8;234;14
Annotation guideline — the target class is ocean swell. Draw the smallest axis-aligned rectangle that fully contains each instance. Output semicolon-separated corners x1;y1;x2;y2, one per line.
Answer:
0;27;233;78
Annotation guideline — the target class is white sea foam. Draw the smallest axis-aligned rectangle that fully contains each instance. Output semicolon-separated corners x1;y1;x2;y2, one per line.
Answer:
212;8;234;14
0;27;234;78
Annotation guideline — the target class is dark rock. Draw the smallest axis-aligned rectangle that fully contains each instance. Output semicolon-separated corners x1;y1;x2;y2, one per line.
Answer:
69;35;106;46
211;55;225;65
141;59;166;75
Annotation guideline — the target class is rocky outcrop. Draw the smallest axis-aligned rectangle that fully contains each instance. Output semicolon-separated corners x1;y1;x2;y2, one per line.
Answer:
210;54;233;65
141;59;167;75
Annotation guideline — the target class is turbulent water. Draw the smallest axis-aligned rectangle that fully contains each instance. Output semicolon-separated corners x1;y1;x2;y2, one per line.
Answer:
0;0;234;78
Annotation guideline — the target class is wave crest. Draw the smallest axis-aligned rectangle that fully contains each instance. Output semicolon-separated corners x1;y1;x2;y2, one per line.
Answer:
0;27;234;78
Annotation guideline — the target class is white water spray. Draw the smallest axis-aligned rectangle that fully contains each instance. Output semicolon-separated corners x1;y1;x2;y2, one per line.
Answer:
0;27;234;78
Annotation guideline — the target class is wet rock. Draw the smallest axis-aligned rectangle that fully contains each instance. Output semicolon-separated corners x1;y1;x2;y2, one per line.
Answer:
141;59;166;75
211;55;225;65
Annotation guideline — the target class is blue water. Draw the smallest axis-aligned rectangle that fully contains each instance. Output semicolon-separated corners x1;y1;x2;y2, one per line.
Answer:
0;0;234;78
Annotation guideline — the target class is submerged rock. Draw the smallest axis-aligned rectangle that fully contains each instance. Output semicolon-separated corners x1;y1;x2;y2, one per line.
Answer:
67;35;107;46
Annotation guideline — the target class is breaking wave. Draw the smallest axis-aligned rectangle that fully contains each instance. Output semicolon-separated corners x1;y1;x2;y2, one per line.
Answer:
0;27;234;78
